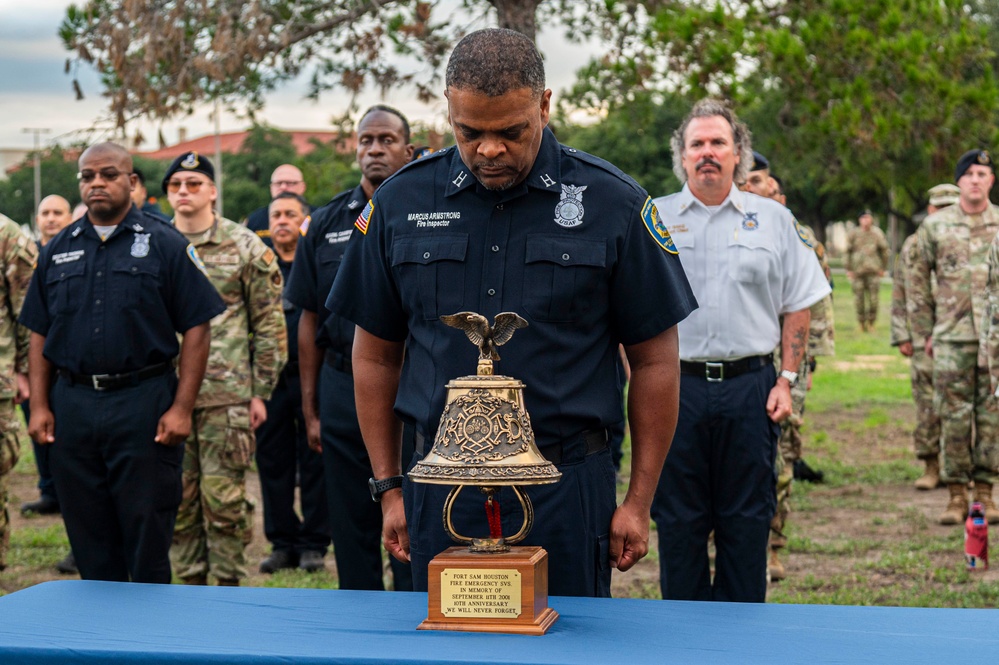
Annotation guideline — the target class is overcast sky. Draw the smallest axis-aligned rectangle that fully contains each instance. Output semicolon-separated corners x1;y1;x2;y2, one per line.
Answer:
0;0;594;151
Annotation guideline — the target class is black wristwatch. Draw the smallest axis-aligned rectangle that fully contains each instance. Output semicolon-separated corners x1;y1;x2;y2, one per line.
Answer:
368;475;404;502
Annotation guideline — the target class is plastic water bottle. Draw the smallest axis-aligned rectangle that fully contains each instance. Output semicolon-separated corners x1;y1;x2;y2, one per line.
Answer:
965;502;988;571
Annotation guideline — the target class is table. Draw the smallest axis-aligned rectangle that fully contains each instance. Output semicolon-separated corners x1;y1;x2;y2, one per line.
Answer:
0;581;994;663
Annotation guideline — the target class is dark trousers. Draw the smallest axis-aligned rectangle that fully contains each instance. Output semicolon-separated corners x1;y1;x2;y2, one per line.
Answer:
50;373;184;583
320;362;413;590
255;370;330;554
20;400;58;502
652;365;779;603
405;435;617;598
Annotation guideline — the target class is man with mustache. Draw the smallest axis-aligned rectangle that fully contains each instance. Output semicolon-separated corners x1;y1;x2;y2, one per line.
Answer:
326;29;696;597
19;142;224;582
911;149;999;525
651;99;830;602
284;106;415;589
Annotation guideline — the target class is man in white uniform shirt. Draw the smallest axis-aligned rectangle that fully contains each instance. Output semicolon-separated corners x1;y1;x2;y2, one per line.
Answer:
651;99;830;602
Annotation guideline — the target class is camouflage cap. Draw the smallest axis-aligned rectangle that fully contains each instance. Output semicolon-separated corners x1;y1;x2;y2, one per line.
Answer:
927;183;960;208
954;149;993;182
162;152;215;194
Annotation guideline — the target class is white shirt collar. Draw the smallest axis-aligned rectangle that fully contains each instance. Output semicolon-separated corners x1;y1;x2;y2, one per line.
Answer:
676;182;746;215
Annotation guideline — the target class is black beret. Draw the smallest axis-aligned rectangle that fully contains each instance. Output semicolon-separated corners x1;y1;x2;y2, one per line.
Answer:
954;149;993;182
162;152;215;194
751;150;769;172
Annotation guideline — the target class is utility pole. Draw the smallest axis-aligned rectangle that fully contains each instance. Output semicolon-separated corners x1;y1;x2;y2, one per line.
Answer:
213;99;224;218
22;128;51;230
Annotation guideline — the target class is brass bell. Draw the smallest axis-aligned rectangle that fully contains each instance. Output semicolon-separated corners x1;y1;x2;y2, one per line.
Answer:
408;312;561;553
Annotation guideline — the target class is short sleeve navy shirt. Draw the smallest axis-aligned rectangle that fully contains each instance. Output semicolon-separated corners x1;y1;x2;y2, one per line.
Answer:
327;128;697;445
20;207;226;375
284;186;365;353
277;257;300;362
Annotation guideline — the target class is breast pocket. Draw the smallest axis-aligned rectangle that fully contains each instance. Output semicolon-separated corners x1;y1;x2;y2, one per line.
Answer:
45;260;86;315
111;259;161;310
727;232;774;285
524;235;607;323
391;234;468;321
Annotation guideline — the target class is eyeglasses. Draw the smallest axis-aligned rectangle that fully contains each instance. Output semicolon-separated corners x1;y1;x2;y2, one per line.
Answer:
78;169;129;183
271;180;303;188
166;179;208;193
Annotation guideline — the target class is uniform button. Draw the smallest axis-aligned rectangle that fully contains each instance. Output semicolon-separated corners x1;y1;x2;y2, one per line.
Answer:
562;253;570;261
96;271;102;277
423;252;431;259
99;246;105;250
94;328;100;333
95;299;101;305
59;272;65;278
487;289;496;296
496;204;504;211
132;266;138;272
491;245;499;252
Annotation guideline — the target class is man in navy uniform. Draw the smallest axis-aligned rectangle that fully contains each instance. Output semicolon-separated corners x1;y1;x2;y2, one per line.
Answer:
285;105;415;590
20;142;225;583
255;192;330;574
326;29;696;597
652;99;831;602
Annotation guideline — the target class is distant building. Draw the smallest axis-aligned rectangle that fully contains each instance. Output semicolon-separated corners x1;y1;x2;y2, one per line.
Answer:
137;129;351;161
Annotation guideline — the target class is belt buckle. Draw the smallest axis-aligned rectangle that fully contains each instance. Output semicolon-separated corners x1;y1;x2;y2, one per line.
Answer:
91;373;112;391
705;361;724;382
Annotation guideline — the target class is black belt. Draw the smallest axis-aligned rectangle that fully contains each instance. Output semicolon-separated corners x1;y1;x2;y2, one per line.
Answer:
679;353;773;382
58;362;173;391
324;349;352;375
413;428;608;466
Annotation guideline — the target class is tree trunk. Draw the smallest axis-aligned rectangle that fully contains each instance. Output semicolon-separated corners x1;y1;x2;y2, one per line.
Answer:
488;0;542;42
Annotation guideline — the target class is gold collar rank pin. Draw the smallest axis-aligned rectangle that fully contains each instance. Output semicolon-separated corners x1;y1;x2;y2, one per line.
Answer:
410;311;560;635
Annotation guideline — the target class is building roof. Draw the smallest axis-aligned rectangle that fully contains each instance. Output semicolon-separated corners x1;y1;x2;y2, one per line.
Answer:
137;129;349;161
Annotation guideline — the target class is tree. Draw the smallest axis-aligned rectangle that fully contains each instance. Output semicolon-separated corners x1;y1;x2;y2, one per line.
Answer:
0;146;84;229
561;0;999;240
61;0;588;128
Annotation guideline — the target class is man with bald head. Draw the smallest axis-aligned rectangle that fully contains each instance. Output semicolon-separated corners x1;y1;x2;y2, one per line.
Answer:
244;164;309;247
19;142;225;582
36;196;72;246
20;194;74;520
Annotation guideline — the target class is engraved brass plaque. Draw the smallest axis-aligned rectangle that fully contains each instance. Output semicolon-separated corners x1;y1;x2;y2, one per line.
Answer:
440;568;522;618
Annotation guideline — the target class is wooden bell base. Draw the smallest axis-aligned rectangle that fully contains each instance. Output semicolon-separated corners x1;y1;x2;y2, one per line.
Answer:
418;545;558;635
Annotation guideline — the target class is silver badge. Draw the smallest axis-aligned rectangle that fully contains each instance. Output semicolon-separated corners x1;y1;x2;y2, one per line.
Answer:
554;184;587;228
131;233;151;258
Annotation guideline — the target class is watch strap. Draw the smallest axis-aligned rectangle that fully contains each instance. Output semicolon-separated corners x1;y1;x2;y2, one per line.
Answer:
369;475;404;502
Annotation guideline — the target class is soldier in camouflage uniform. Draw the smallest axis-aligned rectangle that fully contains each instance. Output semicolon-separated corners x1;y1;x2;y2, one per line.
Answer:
846;210;889;332
0;214;37;569
740;159;835;580
890;184;958;491
910;150;999;524
164;153;288;585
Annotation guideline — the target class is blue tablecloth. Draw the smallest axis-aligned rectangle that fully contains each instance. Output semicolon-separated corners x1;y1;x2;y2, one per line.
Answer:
0;581;994;663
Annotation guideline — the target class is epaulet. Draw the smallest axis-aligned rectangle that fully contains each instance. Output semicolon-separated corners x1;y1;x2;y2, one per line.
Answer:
560;144;644;195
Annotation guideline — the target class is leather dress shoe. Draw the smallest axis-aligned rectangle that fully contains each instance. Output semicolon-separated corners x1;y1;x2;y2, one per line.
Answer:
259;550;298;574
298;550;326;573
21;496;60;516
56;551;77;575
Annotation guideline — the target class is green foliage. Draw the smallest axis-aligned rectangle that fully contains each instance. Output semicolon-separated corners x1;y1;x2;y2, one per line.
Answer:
0;146;86;229
553;90;687;195
561;0;999;232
